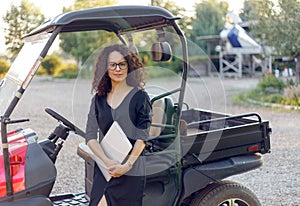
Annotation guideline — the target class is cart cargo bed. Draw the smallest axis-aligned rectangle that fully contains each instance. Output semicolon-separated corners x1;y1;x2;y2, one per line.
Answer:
180;109;271;168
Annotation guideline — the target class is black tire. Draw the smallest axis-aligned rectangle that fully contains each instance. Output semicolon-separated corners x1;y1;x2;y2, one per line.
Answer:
191;180;261;206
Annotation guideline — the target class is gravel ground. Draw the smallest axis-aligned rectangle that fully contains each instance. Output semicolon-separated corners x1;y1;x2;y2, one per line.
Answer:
10;76;300;205
221;79;300;206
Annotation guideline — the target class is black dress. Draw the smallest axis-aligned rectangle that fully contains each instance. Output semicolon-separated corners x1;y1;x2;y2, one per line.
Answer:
85;87;151;206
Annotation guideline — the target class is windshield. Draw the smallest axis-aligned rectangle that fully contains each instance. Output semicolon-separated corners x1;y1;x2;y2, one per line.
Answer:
71;26;225;130
0;32;51;116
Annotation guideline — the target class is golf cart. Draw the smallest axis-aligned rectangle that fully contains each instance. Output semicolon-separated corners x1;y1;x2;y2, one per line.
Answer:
0;6;271;206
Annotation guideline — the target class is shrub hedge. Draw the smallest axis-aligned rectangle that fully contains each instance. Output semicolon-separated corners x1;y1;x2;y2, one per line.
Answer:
235;74;300;107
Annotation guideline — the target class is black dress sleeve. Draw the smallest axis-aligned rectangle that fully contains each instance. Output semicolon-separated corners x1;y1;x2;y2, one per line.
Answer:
133;90;152;141
85;95;99;143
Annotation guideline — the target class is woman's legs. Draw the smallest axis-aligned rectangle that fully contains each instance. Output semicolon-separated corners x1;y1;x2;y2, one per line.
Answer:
97;195;107;206
89;165;106;206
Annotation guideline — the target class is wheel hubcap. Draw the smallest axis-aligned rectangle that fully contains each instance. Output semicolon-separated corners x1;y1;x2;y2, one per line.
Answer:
219;198;249;206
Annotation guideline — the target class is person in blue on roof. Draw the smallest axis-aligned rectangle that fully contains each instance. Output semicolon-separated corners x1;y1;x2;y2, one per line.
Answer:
85;44;152;206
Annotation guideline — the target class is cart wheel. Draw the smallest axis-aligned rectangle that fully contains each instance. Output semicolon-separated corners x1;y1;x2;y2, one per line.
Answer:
191;180;261;206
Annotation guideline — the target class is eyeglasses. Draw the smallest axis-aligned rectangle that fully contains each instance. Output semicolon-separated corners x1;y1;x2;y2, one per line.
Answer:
107;61;128;71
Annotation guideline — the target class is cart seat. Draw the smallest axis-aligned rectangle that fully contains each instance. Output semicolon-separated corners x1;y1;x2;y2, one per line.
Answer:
145;96;177;180
148;96;176;150
150;97;175;136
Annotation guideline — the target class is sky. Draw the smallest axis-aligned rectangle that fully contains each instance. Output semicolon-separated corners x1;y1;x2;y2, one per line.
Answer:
0;0;245;54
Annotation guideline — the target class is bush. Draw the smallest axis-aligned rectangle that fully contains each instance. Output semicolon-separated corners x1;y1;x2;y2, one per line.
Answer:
256;74;285;94
0;58;10;77
283;85;300;106
36;66;48;76
41;54;62;75
234;74;300;108
54;63;78;79
146;67;176;79
263;94;285;104
140;51;183;75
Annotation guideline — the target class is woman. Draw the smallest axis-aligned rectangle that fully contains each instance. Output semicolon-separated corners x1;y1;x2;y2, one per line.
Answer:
85;44;151;206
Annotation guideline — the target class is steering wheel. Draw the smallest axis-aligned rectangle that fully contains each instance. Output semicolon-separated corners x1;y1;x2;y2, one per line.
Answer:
45;108;85;138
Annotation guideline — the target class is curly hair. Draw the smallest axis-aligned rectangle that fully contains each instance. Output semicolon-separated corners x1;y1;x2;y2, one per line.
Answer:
92;44;145;96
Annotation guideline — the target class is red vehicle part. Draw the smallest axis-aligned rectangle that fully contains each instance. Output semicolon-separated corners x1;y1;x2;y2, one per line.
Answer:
0;129;28;198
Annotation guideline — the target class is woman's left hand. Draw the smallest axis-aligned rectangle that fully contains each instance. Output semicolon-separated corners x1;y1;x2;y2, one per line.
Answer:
108;163;131;178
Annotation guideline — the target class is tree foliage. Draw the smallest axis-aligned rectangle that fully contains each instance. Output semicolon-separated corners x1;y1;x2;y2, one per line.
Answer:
59;0;117;65
71;0;117;10
239;0;262;21
151;0;191;34
188;0;228;53
3;0;45;58
242;0;300;81
244;0;299;57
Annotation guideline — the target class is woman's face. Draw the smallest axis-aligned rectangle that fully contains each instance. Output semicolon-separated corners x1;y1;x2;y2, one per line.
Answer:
107;51;128;84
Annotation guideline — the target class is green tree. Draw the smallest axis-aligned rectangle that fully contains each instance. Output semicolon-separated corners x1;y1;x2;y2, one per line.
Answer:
244;0;300;81
188;0;228;54
72;0;116;9
59;0;117;66
239;0;259;21
151;0;191;34
3;0;45;58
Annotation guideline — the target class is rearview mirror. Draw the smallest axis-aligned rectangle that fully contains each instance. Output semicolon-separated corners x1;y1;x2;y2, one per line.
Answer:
150;42;172;62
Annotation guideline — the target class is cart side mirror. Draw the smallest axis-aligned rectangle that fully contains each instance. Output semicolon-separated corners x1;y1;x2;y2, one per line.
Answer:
150;42;172;62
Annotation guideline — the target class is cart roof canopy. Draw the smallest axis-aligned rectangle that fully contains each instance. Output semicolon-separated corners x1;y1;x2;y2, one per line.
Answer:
25;5;179;37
